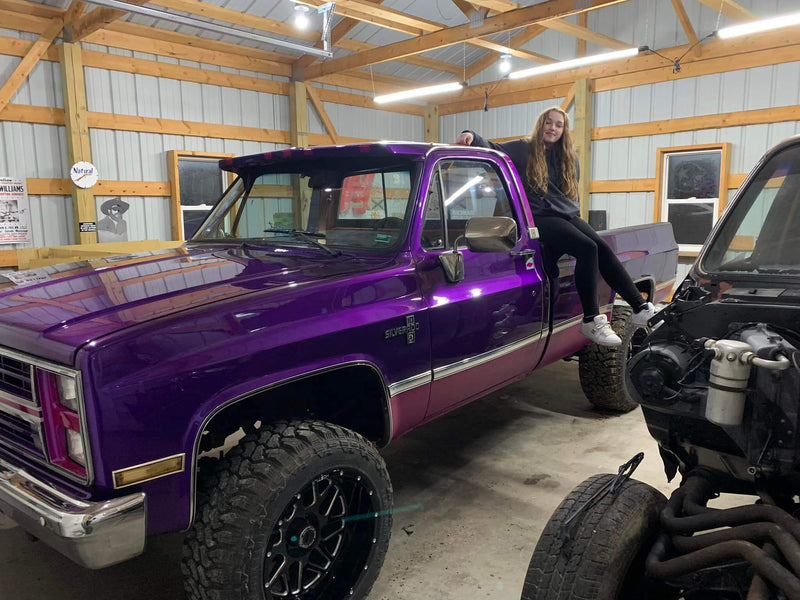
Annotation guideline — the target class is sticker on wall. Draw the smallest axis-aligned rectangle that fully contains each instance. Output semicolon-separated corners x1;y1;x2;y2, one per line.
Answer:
71;162;99;189
80;222;97;233
0;176;30;244
96;197;129;243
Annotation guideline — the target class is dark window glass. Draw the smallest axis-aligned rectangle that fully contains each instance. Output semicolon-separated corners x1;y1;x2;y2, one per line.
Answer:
666;152;721;199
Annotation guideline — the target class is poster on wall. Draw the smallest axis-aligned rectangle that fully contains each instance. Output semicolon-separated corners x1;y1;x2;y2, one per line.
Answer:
96;197;130;243
0;176;30;244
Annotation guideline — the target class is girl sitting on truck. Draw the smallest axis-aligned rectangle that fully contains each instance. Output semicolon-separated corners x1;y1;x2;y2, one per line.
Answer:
455;106;655;347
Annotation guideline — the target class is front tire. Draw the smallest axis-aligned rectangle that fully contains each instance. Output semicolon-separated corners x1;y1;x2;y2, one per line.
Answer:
521;474;672;600
579;305;646;412
182;420;393;600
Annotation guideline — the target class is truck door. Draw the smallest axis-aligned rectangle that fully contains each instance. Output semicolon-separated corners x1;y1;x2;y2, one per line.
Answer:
415;155;546;418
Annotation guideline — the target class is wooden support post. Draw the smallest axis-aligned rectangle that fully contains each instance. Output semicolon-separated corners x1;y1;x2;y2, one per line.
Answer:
573;77;592;222
424;104;439;143
289;80;309;148
60;42;96;243
289;81;309;229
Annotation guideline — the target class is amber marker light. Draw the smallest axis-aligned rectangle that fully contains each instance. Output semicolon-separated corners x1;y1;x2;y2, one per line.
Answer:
112;454;185;489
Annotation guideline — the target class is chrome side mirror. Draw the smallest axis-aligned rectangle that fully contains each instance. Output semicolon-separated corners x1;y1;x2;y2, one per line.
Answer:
438;217;518;283
464;216;517;252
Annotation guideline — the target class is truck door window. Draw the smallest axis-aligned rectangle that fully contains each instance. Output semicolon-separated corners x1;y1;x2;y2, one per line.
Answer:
421;159;515;250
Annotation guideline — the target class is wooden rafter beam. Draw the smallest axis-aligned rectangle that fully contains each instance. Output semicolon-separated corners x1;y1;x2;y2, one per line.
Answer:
543;19;631;50
337;38;463;75
293;0;384;72
0;11;67;115
305;0;627;80
560;83;575;111
149;0;319;42
465;24;546;79
469;38;556;64
306;84;338;144
463;0;520;11
670;0;701;56
450;0;481;17
73;0;149;41
693;0;755;23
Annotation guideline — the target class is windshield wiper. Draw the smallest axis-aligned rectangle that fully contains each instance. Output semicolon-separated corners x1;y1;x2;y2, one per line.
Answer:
262;228;342;257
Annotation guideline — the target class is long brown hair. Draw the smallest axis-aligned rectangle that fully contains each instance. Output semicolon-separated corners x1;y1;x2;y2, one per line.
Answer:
525;106;579;202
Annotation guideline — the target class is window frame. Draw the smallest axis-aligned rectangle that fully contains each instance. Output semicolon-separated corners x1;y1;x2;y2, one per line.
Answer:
168;150;235;241
420;157;520;252
654;143;730;257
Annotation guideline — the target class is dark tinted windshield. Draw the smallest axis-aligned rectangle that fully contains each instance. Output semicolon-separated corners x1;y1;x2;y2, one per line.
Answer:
191;159;418;253
702;142;800;276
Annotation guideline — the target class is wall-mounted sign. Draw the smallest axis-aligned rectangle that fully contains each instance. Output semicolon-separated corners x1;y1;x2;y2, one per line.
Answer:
0;176;30;244
70;161;99;189
80;221;97;232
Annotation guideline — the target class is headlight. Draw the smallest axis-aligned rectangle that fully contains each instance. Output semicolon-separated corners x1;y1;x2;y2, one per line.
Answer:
66;428;87;466
56;375;79;411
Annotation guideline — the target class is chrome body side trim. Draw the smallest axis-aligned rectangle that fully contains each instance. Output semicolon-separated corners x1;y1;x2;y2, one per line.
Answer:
0;457;145;569
388;372;432;397
433;329;544;381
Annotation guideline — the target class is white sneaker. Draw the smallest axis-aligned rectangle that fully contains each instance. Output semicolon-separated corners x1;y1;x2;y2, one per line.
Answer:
631;302;656;327
580;314;622;347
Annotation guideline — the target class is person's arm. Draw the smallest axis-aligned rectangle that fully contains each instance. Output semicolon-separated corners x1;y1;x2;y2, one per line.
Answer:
455;130;509;153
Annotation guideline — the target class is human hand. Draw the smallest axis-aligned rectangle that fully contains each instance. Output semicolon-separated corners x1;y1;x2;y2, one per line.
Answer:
455;132;474;146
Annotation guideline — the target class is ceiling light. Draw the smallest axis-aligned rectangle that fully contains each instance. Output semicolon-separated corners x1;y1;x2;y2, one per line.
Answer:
717;10;800;39
508;47;642;80
498;53;512;75
373;81;465;104
294;4;310;29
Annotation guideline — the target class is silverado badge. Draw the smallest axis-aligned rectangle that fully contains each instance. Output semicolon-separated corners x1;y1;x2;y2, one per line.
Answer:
384;315;420;345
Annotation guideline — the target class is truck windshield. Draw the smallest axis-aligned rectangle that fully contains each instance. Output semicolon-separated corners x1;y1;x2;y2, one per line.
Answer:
190;162;417;253
703;143;800;276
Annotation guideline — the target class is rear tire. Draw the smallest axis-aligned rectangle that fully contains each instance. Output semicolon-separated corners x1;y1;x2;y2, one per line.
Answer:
579;306;644;412
182;420;393;600
521;474;673;600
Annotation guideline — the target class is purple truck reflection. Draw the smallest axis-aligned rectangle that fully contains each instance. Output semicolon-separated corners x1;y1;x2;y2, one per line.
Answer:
0;142;677;599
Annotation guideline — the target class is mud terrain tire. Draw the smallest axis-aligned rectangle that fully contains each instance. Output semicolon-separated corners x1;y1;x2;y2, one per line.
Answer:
579;306;643;412
182;420;393;600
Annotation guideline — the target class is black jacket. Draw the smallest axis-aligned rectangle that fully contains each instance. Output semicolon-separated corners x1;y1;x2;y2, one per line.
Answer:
465;131;580;219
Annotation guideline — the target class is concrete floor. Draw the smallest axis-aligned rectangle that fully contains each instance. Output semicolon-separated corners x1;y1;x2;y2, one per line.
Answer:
0;359;679;600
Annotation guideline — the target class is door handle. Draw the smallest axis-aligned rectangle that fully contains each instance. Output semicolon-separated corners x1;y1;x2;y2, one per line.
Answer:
510;249;535;258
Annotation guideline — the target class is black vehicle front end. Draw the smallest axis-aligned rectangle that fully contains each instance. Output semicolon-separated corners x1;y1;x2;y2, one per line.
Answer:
623;134;800;598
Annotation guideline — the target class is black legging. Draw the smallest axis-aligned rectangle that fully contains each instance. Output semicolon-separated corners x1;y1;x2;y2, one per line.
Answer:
536;214;645;318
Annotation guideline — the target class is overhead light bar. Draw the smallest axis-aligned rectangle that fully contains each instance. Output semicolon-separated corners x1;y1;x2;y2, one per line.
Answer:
84;0;333;58
717;10;800;39
374;81;465;105
508;46;642;80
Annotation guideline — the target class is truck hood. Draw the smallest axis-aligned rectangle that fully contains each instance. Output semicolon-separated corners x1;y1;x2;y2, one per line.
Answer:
0;245;391;364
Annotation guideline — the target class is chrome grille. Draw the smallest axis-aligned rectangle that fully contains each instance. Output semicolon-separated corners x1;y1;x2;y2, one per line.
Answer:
0;350;43;459
0;353;32;402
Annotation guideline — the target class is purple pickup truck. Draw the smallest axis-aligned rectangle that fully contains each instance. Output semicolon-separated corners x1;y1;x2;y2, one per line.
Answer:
0;142;677;599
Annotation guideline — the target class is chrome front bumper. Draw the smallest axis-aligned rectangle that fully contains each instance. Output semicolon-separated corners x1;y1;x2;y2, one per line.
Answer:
0;457;146;569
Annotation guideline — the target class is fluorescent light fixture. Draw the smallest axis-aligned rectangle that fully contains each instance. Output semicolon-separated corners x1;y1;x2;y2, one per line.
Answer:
499;52;512;74
717;11;800;39
509;47;641;80
444;176;483;207
374;81;464;104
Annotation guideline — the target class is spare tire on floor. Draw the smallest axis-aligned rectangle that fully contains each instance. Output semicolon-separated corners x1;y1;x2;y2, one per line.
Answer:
521;473;675;600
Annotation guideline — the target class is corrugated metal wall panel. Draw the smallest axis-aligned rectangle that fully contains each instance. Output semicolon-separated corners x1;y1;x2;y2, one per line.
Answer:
28;196;73;247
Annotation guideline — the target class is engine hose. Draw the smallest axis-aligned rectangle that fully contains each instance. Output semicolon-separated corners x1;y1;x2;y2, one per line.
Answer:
671;522;800;577
645;535;800;600
660;475;800;542
747;543;780;600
